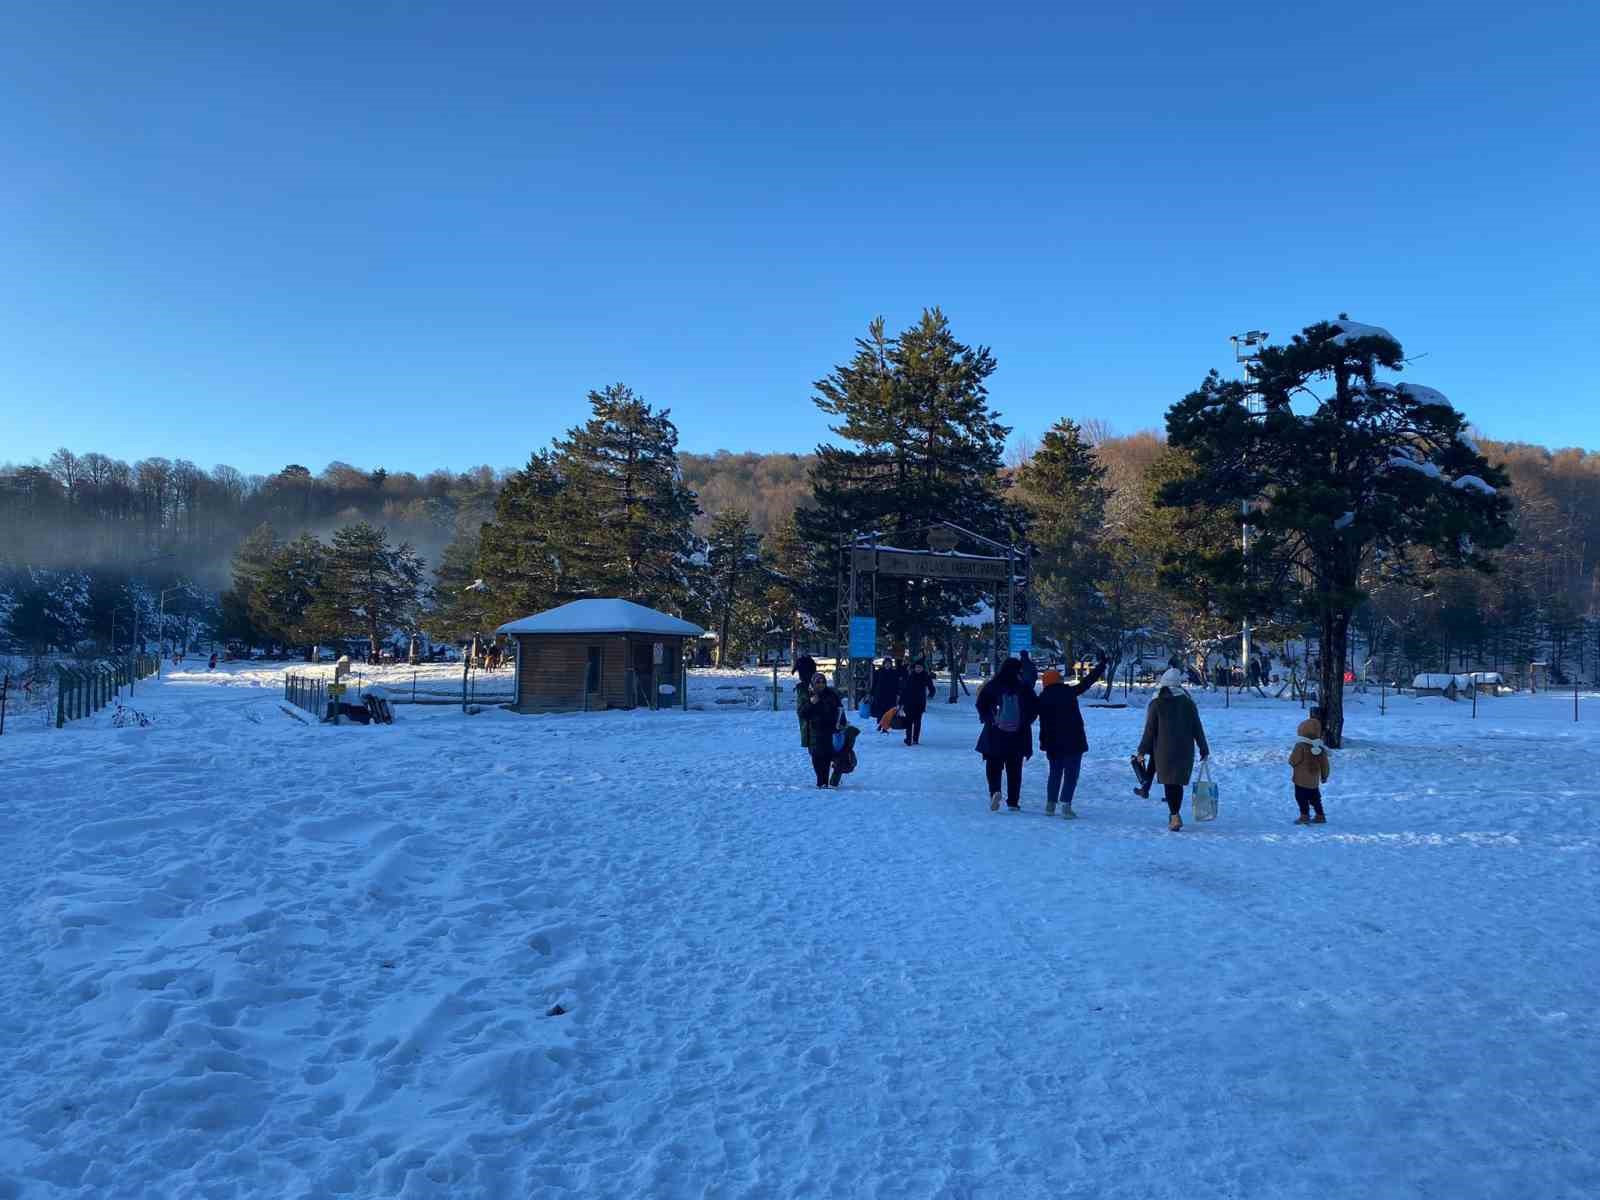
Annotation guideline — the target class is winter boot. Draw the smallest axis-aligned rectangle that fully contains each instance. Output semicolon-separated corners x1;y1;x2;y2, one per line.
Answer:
1061;804;1078;820
1168;812;1183;832
1294;814;1310;825
990;792;1002;812
1311;812;1326;824
1045;800;1057;817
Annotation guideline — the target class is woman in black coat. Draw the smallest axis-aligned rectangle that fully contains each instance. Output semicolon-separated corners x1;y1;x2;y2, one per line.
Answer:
897;659;936;746
1036;656;1107;818
798;673;844;788
974;657;1040;811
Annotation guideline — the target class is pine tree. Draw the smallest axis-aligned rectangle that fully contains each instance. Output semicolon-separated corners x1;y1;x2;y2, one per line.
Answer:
308;522;424;661
797;309;1015;651
557;385;700;611
253;532;327;652
474;451;571;627
1014;419;1107;666
219;522;277;647
1162;317;1515;745
705;509;763;667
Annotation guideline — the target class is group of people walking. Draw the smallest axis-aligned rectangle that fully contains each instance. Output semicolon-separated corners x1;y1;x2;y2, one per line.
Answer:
791;654;1331;830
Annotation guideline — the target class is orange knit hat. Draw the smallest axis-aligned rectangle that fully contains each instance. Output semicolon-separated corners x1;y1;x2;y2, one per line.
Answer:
1041;668;1063;687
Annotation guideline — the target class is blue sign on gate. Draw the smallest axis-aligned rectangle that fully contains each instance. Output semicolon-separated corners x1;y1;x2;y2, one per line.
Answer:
849;616;878;658
1008;624;1033;655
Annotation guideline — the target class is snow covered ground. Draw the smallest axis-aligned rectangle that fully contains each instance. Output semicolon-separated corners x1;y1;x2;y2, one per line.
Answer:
1;665;1597;1198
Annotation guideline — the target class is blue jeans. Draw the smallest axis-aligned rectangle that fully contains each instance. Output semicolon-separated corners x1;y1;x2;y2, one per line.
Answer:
1047;752;1083;809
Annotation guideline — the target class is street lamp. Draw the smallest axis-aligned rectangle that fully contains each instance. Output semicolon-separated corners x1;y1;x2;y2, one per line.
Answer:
1231;330;1269;686
156;584;185;677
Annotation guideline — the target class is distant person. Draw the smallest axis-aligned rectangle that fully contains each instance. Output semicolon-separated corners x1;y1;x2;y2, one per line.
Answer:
1289;706;1331;825
1135;668;1210;832
897;659;936;746
870;658;902;722
976;657;1040;812
207;652;218;671
1037;654;1108;819
799;672;844;789
1017;650;1038;692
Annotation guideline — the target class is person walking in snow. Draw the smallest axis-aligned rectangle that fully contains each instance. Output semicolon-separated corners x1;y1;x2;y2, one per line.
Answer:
976;657;1041;811
799;671;844;789
897;659;936;746
792;655;819;748
1037;654;1108;819
1289;706;1331;824
870;658;902;722
1135;667;1210;832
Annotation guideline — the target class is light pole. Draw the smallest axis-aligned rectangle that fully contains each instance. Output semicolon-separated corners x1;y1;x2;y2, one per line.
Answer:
156;585;184;676
1230;330;1269;686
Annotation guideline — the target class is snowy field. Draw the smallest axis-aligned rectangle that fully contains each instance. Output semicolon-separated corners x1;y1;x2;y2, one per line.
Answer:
1;665;1597;1199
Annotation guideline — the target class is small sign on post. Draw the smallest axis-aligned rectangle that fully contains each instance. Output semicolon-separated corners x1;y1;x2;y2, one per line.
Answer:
1008;624;1033;655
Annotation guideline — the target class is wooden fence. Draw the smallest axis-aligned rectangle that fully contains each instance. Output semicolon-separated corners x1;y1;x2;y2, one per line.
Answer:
54;655;160;728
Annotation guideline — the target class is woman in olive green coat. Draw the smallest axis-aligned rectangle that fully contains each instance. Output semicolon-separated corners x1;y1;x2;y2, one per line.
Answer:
1136;668;1210;831
794;655;819;748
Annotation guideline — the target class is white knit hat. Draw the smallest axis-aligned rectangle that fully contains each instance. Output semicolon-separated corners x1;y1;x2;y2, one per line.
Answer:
1158;667;1186;692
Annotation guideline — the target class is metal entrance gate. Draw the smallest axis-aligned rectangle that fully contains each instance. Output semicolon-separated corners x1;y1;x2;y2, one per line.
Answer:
836;522;1031;705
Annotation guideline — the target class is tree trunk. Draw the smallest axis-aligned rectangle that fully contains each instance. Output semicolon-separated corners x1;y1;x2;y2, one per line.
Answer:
717;606;730;668
946;635;960;703
1320;607;1351;748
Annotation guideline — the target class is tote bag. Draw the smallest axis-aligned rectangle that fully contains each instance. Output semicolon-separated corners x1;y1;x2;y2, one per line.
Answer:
1191;760;1219;822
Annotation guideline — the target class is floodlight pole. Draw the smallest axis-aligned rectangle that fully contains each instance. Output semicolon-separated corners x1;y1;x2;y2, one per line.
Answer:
1231;330;1269;687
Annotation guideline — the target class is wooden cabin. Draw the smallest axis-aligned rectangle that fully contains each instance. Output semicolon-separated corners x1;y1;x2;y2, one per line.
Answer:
498;599;704;714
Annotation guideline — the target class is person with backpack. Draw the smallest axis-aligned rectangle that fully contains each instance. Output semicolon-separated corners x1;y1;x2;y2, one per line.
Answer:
897;658;936;745
799;671;845;789
1135;667;1211;831
975;657;1041;811
1037;654;1108;818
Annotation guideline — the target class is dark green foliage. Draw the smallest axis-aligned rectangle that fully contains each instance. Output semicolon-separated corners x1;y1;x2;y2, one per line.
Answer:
704;509;764;667
797;309;1017;646
466;386;701;627
1015;419;1107;660
307;523;425;660
1161;317;1515;744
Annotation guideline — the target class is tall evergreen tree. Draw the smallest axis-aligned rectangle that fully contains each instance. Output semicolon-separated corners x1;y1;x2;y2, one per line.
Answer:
472;387;700;621
253;532;328;652
308;522;425;660
473;451;571;628
558;385;700;611
797;309;1015;651
704;508;763;667
1014;419;1107;665
1161;317;1514;745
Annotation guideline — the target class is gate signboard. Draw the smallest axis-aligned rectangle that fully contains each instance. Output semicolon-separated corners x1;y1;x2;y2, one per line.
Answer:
850;548;1009;582
1008;624;1033;655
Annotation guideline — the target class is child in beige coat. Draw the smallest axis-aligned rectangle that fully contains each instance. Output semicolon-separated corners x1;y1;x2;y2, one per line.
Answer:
1289;708;1331;824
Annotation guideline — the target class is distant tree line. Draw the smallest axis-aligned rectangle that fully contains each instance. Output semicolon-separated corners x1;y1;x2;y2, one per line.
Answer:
8;315;1600;694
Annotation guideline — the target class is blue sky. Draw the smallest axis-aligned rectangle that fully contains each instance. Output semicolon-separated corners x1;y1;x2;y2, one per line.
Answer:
2;1;1596;478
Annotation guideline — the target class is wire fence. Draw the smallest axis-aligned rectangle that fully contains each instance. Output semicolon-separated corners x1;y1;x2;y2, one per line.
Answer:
51;655;160;729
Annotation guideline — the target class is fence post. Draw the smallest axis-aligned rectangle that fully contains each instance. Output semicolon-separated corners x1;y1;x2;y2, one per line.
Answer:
0;671;7;736
57;670;65;728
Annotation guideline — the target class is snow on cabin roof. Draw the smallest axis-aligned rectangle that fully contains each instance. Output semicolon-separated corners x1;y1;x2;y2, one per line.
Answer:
1328;319;1397;347
497;599;705;638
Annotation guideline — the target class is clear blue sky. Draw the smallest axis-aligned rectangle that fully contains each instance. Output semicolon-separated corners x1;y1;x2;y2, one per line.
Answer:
3;1;1596;478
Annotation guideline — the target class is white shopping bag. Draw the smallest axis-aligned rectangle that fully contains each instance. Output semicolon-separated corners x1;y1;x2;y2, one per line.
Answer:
1191;760;1219;822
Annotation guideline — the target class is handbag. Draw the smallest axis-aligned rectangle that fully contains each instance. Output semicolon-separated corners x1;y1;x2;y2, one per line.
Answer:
1191;759;1219;821
833;708;849;754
